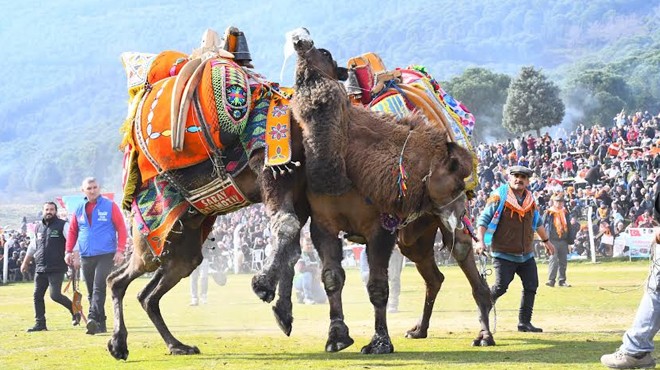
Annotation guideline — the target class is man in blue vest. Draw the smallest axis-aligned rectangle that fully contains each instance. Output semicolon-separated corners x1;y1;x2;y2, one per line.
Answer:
475;165;555;332
65;177;127;335
21;202;80;332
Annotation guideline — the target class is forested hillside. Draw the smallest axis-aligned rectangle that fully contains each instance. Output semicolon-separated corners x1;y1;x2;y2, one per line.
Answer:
1;0;659;200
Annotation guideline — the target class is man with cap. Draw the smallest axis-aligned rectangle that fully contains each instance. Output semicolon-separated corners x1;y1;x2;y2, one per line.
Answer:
544;193;575;287
600;191;660;369
475;165;555;333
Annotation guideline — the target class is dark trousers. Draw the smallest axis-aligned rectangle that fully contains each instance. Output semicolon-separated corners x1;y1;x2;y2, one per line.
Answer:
491;256;539;299
491;256;539;323
33;271;73;324
81;253;114;323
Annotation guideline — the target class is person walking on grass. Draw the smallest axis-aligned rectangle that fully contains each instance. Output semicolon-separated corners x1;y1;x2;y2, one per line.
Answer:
21;202;80;332
475;165;555;333
65;177;127;335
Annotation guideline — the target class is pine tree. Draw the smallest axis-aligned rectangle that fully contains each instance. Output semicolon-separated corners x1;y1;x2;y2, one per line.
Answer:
502;66;565;136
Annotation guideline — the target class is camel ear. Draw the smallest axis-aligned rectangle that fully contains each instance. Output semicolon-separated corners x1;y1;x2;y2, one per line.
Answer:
336;67;348;81
447;142;473;179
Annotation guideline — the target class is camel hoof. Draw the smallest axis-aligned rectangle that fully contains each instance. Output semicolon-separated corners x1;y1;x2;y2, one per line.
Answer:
169;344;200;355
251;275;276;303
360;334;394;354
405;325;428;339
107;337;129;360
272;305;293;336
472;332;496;347
325;320;354;352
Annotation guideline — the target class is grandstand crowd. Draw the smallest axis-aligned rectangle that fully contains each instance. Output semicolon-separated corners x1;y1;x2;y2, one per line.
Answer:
3;110;660;282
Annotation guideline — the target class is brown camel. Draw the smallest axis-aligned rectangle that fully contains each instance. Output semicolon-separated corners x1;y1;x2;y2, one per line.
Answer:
255;30;494;353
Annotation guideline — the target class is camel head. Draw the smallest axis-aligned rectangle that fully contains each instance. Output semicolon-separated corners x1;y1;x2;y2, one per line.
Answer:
426;142;474;231
289;28;348;81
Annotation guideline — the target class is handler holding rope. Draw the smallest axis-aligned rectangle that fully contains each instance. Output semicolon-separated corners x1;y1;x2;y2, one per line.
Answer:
474;165;555;333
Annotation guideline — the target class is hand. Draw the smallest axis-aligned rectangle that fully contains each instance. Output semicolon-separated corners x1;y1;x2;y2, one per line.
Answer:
20;263;28;274
113;251;125;266
544;241;556;256
474;240;487;256
65;252;81;269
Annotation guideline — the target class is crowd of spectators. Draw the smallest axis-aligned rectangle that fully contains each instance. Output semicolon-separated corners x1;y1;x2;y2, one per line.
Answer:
1;229;34;282
3;110;660;284
470;110;660;258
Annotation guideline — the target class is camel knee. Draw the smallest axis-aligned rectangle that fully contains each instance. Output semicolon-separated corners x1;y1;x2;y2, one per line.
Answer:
367;279;389;308
322;268;345;294
272;212;300;245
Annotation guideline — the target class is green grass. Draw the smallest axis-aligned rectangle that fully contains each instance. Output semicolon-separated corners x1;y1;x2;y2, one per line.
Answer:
0;260;653;369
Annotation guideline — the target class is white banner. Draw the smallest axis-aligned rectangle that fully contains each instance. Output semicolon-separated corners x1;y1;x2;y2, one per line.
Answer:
614;228;658;259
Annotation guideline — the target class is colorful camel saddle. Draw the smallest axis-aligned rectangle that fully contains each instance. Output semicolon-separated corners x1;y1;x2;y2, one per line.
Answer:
119;50;294;215
346;53;479;192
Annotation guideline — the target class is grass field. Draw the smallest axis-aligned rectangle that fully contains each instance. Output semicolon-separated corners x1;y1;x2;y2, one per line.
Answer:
0;260;655;370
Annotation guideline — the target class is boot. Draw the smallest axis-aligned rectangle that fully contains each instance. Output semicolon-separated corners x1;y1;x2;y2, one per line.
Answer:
97;321;107;334
27;322;48;332
86;318;99;335
518;292;543;333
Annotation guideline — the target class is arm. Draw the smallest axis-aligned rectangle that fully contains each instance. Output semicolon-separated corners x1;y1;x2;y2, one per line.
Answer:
474;199;497;255
535;225;555;256
111;203;127;254
20;255;33;274
65;215;81;268
111;203;127;265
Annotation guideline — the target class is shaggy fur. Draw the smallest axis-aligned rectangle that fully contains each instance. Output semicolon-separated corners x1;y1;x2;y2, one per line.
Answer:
292;45;352;195
344;106;471;216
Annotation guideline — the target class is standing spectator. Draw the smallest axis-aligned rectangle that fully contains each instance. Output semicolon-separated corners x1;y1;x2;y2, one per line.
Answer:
544;195;573;287
386;246;404;313
65;177;126;335
475;165;555;332
293;236;326;304
600;228;660;369
190;226;221;306
21;202;79;332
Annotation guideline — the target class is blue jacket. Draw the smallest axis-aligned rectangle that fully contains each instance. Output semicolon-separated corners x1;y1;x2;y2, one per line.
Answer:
74;196;117;257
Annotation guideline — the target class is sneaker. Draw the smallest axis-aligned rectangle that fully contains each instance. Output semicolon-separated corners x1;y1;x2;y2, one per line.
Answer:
200;295;208;305
72;313;81;326
545;281;555;287
387;306;398;313
190;298;198;306
27;324;48;332
601;350;656;369
303;298;315;305
559;282;572;287
86;319;99;335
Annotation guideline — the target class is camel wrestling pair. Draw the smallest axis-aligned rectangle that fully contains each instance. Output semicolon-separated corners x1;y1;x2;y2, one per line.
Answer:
107;27;492;360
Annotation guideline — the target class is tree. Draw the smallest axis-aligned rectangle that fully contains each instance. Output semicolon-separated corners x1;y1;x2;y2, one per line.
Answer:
563;69;632;126
443;67;511;142
502;66;565;136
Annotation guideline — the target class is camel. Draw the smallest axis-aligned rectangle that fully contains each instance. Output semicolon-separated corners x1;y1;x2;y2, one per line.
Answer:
251;29;494;354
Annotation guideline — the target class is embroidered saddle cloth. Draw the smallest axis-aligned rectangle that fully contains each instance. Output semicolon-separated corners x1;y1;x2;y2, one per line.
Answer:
346;53;479;191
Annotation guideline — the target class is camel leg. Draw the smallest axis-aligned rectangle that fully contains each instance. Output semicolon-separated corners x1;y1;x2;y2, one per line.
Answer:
442;223;495;346
401;231;444;339
136;225;204;355
271;230;302;336
252;172;301;303
360;229;396;354
456;252;495;346
310;220;354;352
106;249;150;360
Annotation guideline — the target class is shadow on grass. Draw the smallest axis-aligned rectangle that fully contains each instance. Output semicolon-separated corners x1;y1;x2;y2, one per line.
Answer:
121;338;623;366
